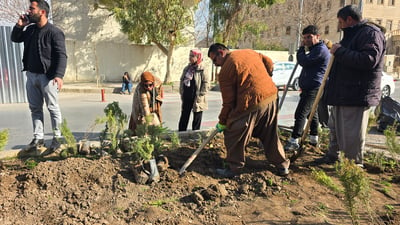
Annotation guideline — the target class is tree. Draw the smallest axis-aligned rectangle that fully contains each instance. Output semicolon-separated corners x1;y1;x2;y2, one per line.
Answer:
209;0;282;46
0;0;30;25
94;0;199;83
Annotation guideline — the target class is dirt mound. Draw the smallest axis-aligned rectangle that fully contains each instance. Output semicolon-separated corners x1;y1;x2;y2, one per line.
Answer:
0;132;399;225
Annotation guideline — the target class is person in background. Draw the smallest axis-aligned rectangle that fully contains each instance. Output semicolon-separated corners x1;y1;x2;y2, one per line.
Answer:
208;43;290;178
11;0;67;155
128;71;163;134
178;49;209;131
315;5;386;167
284;25;330;151
120;72;133;95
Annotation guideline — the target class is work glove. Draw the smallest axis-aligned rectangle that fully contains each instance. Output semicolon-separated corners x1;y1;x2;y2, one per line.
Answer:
216;123;226;133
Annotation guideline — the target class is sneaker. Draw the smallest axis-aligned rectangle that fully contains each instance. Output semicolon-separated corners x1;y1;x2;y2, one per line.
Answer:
314;155;338;165
284;138;299;151
216;168;238;178
277;167;289;176
309;135;318;147
41;137;62;157
27;138;44;149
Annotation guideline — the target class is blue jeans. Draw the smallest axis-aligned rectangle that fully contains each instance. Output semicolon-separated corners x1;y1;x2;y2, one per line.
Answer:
26;71;62;139
121;82;132;93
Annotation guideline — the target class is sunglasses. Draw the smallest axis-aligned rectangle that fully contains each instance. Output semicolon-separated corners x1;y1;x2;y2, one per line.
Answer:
144;83;154;88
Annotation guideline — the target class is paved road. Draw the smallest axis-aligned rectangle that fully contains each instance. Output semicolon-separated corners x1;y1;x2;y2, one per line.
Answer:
2;80;399;151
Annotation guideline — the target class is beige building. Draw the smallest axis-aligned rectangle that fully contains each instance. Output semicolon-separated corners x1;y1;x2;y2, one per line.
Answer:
239;0;400;76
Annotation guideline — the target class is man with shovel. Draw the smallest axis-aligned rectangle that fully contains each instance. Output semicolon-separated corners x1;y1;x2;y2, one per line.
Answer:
315;5;386;167
284;25;330;151
208;43;290;177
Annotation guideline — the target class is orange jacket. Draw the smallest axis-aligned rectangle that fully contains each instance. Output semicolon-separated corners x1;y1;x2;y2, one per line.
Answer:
218;49;277;126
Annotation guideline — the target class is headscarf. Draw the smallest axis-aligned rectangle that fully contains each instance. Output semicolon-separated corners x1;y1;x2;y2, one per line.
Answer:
140;71;155;83
184;49;203;87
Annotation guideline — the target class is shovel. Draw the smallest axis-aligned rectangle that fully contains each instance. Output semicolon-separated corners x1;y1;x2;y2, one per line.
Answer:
289;55;334;163
179;129;219;175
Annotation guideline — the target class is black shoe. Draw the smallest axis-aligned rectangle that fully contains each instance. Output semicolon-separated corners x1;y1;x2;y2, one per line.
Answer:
216;168;237;178
314;155;338;165
41;137;62;157
277;167;289;176
27;138;44;149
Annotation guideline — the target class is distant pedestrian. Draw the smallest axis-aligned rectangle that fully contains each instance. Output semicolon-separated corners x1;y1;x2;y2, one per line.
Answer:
208;43;290;177
128;71;163;134
284;25;330;151
315;5;386;167
120;72;133;95
178;49;209;131
11;0;67;155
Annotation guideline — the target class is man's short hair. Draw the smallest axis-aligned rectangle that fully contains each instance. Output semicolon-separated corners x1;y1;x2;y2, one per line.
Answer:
31;0;50;18
208;43;228;57
302;25;319;35
337;5;362;22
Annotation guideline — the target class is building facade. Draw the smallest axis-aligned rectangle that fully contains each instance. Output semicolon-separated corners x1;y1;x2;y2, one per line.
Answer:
239;0;400;76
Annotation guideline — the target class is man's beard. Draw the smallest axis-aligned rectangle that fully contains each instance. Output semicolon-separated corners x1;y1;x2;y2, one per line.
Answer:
29;14;40;23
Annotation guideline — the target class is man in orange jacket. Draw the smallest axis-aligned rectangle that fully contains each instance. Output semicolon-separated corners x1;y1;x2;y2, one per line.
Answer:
208;43;290;177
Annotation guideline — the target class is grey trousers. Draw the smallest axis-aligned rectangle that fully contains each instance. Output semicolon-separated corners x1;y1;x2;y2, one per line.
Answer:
223;100;290;171
26;72;62;139
326;105;369;164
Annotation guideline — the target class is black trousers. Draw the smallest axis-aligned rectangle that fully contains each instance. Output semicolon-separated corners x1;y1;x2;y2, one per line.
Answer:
178;97;203;131
291;89;319;139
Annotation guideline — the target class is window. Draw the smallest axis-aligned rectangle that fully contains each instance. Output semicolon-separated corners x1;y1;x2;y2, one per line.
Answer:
274;26;278;35
286;26;291;35
388;0;395;6
367;0;373;3
351;0;357;4
325;26;330;35
378;0;384;4
376;19;382;25
340;0;346;7
386;20;393;31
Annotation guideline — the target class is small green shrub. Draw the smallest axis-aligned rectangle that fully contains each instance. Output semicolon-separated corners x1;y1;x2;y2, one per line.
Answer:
336;156;371;225
96;101;128;153
0;129;9;151
384;123;400;156
311;167;341;193
60;118;77;156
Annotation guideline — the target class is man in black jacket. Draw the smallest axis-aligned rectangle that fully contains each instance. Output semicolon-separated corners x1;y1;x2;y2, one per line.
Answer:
11;0;67;155
315;5;386;167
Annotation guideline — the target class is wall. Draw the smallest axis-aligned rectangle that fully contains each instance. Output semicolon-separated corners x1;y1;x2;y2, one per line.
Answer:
53;0;289;83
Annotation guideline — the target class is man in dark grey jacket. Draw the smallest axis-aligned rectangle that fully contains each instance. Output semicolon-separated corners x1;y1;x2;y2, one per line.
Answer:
315;5;386;167
11;0;67;155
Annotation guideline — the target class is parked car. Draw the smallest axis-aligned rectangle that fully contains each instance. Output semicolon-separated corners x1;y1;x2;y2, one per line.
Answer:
272;61;302;91
272;62;395;97
381;72;395;98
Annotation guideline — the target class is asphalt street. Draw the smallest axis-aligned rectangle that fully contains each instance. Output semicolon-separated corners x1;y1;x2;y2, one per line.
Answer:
1;80;399;151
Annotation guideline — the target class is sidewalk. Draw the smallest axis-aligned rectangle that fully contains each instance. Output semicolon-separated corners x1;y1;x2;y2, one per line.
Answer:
60;81;182;94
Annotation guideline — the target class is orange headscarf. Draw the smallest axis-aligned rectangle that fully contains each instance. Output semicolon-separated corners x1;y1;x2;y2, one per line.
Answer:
140;71;155;83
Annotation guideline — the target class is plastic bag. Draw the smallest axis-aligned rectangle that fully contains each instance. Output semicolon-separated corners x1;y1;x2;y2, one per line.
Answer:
375;96;400;132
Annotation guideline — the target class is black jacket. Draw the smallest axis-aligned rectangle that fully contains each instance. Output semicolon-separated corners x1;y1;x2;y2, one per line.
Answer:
326;21;386;107
11;22;67;80
297;41;331;91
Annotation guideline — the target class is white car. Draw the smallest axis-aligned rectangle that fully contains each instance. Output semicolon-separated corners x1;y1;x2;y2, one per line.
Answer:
272;62;396;97
272;61;302;91
381;72;395;98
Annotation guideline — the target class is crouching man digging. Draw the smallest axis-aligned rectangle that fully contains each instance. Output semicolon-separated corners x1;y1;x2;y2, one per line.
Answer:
207;43;290;178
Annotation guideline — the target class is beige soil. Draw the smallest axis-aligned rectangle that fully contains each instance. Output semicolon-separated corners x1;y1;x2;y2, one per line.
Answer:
0;127;399;225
